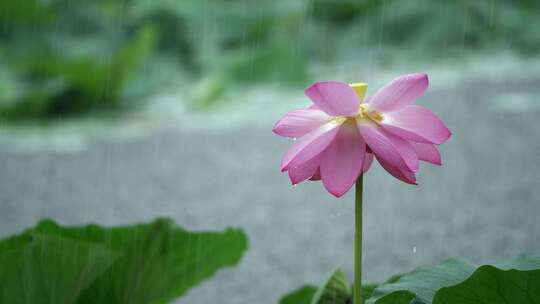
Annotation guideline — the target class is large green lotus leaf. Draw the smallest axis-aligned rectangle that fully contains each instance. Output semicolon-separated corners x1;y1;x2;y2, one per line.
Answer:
0;231;118;304
433;256;540;304
366;259;474;304
0;218;248;304
367;255;540;304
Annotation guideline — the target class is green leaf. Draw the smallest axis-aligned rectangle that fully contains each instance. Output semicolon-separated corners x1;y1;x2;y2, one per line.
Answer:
278;272;398;304
310;268;351;304
279;285;317;304
361;282;383;303
108;26;157;102
367;259;474;304
80;219;248;304
434;257;540;304
0;218;248;304
0;231;118;304
367;255;540;304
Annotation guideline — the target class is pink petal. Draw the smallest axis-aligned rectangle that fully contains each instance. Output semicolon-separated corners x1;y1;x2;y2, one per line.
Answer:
310;168;321;181
362;152;374;173
280;123;340;171
273;108;329;138
313;151;372;182
305;81;360;116
369;73;428;112
320;121;366;197
410;142;442;165
357;121;419;172
381;105;451;144
288;154;322;185
376;156;417;185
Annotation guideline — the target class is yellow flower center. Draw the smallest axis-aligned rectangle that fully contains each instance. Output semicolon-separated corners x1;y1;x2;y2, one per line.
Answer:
327;82;384;124
328;116;348;124
357;104;384;122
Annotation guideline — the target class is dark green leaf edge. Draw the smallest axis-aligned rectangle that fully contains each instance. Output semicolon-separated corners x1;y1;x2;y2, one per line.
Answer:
367;255;540;304
279;285;317;304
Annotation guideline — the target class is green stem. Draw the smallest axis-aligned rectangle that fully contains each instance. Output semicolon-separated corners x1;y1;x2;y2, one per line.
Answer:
354;174;363;304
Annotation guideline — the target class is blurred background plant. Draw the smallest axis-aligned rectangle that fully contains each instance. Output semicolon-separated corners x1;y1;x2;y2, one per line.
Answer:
0;0;538;120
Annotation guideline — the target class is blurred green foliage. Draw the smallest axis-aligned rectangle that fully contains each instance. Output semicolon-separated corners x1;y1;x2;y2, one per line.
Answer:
309;0;540;61
0;0;157;120
0;0;539;119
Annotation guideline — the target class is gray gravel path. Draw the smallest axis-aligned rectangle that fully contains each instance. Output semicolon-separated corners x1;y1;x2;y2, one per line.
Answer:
1;75;540;303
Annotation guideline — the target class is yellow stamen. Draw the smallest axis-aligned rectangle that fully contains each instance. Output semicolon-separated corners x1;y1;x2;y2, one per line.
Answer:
358;104;383;122
368;111;384;122
328;116;347;124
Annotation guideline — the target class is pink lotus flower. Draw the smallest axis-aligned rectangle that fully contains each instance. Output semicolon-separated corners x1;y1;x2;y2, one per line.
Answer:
273;73;451;197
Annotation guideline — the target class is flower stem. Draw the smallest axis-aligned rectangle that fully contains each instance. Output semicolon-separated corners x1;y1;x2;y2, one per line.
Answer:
354;174;363;304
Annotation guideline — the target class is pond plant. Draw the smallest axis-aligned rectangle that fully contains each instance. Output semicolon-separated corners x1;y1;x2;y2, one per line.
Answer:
274;74;540;304
274;73;451;303
0;219;247;304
